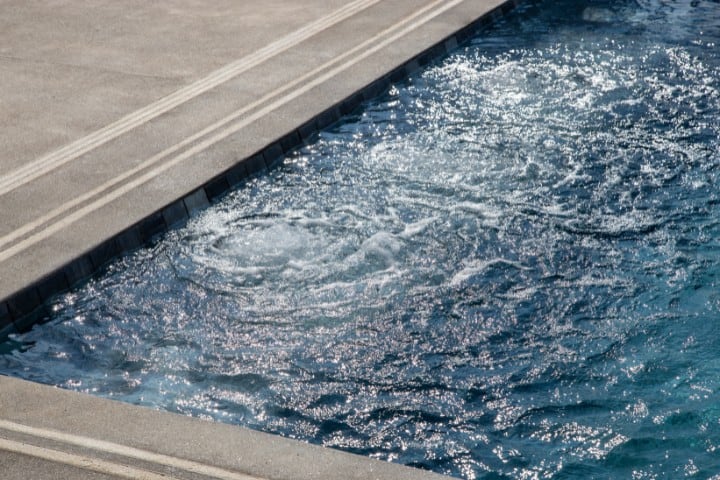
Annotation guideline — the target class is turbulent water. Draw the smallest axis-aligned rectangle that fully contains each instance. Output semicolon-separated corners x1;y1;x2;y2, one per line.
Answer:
3;0;720;478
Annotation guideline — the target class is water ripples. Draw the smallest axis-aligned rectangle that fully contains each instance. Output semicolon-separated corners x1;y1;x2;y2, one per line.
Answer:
3;0;720;478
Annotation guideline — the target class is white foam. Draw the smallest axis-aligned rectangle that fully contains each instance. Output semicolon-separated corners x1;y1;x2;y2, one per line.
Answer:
399;217;437;238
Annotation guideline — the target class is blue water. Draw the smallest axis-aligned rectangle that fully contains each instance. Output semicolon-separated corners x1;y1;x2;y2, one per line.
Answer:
3;0;720;477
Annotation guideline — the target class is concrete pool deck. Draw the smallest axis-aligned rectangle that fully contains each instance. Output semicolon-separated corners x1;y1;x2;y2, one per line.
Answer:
0;0;518;477
0;375;450;480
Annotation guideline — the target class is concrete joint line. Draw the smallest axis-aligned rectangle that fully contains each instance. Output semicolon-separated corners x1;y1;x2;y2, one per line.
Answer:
0;438;179;480
0;0;382;198
0;420;263;480
0;0;476;265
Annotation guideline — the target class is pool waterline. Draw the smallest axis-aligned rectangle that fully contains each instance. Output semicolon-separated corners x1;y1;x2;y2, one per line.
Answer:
4;0;720;478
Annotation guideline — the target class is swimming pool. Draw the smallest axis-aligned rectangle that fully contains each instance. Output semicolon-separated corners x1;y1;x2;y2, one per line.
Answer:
3;0;720;477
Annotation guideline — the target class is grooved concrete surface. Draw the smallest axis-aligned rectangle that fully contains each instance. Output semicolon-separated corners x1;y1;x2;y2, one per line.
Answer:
0;375;448;479
0;0;514;478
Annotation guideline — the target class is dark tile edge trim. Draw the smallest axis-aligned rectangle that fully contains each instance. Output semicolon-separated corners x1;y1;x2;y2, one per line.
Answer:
0;0;521;338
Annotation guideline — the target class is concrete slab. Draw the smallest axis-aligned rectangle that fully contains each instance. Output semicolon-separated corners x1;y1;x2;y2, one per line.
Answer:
0;0;521;478
0;375;447;479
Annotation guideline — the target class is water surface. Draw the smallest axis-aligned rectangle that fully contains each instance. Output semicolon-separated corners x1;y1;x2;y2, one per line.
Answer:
3;0;720;478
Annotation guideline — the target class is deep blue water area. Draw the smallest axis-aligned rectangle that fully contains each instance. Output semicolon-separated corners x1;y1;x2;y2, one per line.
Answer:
3;0;720;478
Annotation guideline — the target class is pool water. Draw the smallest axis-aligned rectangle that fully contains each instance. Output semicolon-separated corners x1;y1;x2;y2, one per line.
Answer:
3;0;720;478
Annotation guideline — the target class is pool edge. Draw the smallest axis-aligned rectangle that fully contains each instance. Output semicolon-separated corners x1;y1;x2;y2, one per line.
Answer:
0;0;522;338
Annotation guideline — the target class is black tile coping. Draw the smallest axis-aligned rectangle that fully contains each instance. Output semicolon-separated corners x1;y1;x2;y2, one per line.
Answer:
0;0;522;338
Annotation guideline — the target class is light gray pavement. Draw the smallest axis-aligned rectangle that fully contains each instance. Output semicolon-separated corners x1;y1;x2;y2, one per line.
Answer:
0;375;449;479
0;0;518;478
